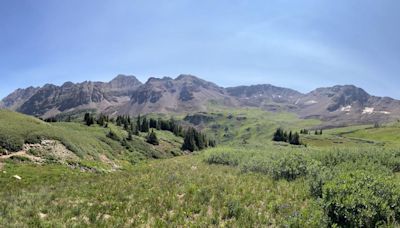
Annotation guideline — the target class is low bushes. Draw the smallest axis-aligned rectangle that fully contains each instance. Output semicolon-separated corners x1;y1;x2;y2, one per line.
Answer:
205;148;312;181
269;152;310;181
24;134;42;144
0;134;23;152
205;152;240;166
241;152;312;180
203;146;400;226
311;148;400;172
323;170;400;227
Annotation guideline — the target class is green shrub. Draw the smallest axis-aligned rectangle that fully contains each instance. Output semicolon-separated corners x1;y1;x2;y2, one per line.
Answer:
311;148;400;173
269;152;310;181
170;149;182;157
106;130;120;141
241;157;271;175
205;152;239;166
24;134;42;144
27;149;42;157
9;155;31;163
307;161;331;198
0;134;23;152
323;170;400;227
0;147;5;155
308;161;393;199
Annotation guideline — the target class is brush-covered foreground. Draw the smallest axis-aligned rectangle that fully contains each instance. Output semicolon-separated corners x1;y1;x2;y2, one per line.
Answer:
203;144;400;226
0;155;326;227
3;145;400;227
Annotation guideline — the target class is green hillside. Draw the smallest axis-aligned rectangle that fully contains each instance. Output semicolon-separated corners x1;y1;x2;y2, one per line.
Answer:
0;110;184;170
185;107;320;146
2;109;400;226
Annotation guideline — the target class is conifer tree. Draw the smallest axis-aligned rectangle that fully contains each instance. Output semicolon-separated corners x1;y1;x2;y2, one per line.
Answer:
194;130;206;150
136;115;141;132
156;119;161;130
134;125;140;136
127;131;133;141
291;132;300;145
146;130;159;145
141;117;149;132
84;113;90;124
209;139;216;147
273;128;284;142
283;131;288;142
182;128;198;152
123;122;129;131
150;118;157;128
96;114;108;127
173;125;180;136
84;113;94;126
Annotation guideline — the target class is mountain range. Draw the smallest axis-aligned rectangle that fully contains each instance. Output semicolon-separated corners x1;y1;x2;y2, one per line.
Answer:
2;74;399;126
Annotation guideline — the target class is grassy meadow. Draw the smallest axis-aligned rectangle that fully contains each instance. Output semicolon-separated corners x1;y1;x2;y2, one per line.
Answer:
2;108;400;226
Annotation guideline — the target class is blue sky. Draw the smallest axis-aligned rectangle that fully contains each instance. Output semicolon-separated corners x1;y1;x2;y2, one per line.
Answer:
1;0;400;99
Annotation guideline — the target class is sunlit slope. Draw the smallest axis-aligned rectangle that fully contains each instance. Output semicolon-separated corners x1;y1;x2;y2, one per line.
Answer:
0;110;183;169
190;107;321;146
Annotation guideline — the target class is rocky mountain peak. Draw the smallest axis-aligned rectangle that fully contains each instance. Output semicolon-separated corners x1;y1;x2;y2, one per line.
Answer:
308;85;370;112
1;86;40;109
175;74;198;81
145;76;173;84
109;74;141;87
61;82;75;88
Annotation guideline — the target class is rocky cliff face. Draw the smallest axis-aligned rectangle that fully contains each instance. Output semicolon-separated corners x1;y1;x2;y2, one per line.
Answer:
105;74;142;96
118;74;236;115
1;86;40;110
4;75;142;117
296;85;400;125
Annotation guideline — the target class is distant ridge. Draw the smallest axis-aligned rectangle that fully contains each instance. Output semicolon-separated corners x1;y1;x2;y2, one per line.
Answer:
2;74;400;126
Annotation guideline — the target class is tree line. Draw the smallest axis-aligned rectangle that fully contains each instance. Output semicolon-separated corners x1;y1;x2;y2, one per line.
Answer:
300;129;323;135
84;113;216;151
273;128;301;145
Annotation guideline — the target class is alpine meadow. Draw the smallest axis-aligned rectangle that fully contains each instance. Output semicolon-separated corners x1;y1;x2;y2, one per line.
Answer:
2;1;400;227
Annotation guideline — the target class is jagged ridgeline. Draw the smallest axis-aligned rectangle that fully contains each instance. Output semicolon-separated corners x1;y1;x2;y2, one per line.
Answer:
3;74;400;128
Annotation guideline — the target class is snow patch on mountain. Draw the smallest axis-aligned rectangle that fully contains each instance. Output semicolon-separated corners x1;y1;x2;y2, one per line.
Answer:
305;100;318;105
362;107;374;114
341;105;352;112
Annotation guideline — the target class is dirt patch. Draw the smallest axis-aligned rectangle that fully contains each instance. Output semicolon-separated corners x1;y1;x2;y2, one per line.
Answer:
0;140;78;165
0;151;43;163
98;154;120;171
25;140;79;162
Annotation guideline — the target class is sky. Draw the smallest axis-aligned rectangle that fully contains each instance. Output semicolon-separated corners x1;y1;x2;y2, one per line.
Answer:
1;0;400;99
